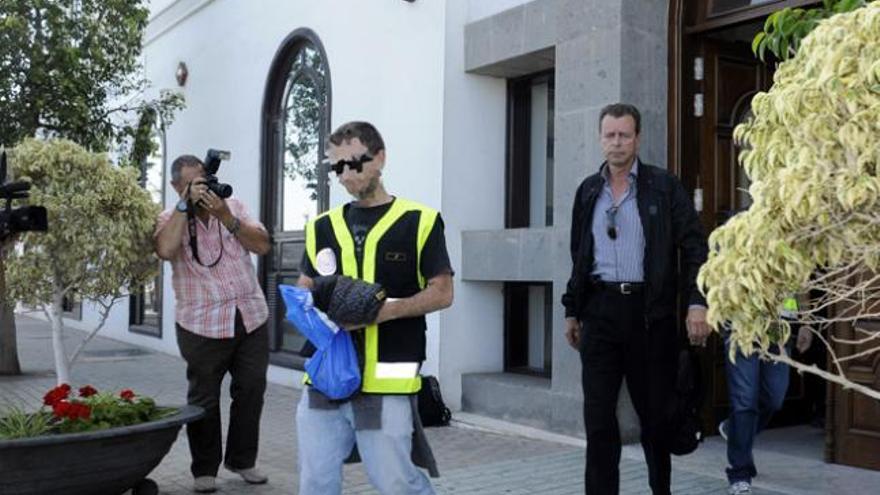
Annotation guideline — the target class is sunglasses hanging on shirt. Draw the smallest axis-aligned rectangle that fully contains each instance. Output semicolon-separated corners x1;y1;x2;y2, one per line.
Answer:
328;154;373;176
606;205;619;240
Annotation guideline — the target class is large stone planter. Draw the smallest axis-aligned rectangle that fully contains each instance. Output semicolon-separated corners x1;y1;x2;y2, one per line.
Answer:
0;404;203;495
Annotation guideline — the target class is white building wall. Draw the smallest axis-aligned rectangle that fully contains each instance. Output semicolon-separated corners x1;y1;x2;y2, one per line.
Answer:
437;0;508;409
51;0;450;386
146;0;177;19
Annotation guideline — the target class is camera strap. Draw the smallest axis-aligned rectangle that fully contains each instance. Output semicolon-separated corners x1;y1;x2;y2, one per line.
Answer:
187;208;224;268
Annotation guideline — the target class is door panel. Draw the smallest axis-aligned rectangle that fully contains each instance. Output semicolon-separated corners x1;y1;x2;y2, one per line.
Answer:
693;38;812;431
274;233;307;354
830;315;880;469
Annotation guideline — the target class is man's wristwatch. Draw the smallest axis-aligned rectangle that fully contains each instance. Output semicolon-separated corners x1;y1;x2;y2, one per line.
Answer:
175;199;188;213
226;216;241;236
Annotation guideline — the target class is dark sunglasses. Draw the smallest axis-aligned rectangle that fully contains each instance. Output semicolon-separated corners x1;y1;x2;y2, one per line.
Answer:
606;206;619;240
329;154;373;176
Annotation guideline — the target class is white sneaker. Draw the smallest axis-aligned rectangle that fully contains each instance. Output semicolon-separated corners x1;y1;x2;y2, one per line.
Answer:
728;480;751;494
192;476;216;493
225;465;269;484
719;419;729;441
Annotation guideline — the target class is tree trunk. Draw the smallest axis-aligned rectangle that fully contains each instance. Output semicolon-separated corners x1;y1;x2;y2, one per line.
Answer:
0;253;22;375
48;288;70;385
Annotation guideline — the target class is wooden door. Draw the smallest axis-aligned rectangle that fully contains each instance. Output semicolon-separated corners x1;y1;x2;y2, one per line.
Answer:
827;307;880;469
691;37;812;431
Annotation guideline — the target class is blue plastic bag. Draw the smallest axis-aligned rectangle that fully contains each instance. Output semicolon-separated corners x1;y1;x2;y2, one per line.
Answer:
304;330;361;400
278;284;361;400
278;285;338;350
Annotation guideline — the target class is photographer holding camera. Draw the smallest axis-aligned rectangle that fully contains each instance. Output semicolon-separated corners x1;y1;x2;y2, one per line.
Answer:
155;153;271;494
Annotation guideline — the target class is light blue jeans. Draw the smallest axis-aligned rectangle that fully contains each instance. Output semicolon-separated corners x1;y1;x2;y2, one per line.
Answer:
296;391;435;495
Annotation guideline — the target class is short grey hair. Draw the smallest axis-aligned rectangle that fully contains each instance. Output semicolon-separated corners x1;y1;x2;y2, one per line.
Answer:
170;154;203;184
599;103;641;135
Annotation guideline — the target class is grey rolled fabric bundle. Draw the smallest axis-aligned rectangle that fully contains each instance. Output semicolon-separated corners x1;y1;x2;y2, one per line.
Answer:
311;275;387;325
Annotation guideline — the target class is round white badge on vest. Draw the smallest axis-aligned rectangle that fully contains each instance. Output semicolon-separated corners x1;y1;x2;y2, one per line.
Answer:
315;248;337;276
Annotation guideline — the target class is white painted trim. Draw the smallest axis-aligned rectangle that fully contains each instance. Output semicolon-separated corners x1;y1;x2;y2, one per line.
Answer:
145;0;217;46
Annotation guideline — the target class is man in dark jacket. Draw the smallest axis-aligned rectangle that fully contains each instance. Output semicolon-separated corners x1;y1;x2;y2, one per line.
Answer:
561;103;710;495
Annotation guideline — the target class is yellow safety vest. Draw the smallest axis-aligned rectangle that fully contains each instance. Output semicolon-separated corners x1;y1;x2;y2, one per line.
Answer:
304;198;439;394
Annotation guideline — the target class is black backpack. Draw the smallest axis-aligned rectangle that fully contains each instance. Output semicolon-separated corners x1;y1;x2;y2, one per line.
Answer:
417;375;452;427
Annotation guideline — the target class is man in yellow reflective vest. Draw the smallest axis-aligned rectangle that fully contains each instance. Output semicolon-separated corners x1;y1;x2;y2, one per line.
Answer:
295;121;454;495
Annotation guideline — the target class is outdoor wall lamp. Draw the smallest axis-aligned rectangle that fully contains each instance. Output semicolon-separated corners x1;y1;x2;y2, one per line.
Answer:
175;62;189;87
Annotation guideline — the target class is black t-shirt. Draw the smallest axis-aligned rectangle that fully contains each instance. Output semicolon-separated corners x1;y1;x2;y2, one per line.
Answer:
299;199;454;281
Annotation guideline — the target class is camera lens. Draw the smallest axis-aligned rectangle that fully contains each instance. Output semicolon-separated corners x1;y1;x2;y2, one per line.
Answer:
213;183;233;199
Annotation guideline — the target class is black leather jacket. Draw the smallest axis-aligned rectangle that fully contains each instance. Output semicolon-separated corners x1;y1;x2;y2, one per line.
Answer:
562;161;708;321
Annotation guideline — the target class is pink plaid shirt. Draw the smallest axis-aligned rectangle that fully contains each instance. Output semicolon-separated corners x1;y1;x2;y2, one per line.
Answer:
155;198;269;339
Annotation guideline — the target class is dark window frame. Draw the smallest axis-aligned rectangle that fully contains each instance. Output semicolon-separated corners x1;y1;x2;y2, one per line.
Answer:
505;70;555;229
260;28;332;369
61;295;82;321
504;71;556;378
129;119;166;339
503;281;553;378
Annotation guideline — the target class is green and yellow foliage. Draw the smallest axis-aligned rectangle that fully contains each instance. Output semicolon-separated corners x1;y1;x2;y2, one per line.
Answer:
5;139;159;305
698;3;880;359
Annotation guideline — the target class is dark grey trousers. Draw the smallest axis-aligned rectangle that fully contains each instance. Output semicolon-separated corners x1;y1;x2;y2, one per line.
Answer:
176;311;269;477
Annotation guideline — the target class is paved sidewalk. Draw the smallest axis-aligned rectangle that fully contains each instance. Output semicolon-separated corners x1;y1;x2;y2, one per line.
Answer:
2;316;878;494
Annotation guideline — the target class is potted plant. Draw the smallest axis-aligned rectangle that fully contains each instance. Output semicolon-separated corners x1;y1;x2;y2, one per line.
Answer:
0;384;203;495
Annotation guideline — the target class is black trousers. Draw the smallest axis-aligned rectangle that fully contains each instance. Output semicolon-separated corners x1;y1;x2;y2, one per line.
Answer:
176;312;269;477
579;289;678;495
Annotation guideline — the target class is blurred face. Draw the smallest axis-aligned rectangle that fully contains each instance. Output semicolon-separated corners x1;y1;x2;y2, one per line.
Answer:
600;115;640;169
327;137;385;200
172;164;205;196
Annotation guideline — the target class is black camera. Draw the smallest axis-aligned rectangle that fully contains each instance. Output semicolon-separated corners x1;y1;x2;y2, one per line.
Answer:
202;149;233;199
0;150;48;243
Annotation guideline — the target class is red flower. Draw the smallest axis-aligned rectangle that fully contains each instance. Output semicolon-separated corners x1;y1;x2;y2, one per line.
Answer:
119;389;135;402
51;400;71;418
51;400;92;421
78;385;98;398
43;384;71;406
71;403;91;420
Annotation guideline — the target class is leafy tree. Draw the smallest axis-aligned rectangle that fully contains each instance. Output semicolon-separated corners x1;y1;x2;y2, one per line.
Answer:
5;139;159;384
0;0;183;374
752;0;868;62
0;0;183;154
700;3;880;400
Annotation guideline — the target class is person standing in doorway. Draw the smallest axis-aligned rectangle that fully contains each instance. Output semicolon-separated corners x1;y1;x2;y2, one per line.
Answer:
562;103;710;494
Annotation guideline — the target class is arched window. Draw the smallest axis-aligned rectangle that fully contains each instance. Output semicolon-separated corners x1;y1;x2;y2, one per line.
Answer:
261;29;331;362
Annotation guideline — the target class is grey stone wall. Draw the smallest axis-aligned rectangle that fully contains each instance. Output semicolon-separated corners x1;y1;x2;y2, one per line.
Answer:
460;0;669;440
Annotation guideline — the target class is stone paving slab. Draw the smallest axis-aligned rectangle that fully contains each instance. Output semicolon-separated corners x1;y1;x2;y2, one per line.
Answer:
2;316;876;494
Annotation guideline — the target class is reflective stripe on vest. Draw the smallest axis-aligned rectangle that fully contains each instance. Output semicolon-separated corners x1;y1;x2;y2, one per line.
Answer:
304;199;438;394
